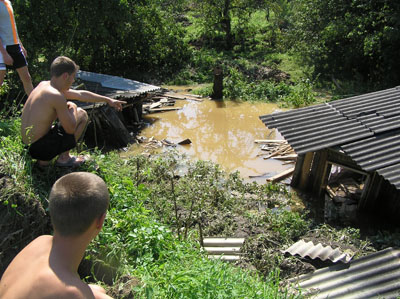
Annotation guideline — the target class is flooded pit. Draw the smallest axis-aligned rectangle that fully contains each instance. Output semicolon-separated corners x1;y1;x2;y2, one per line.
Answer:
126;98;294;183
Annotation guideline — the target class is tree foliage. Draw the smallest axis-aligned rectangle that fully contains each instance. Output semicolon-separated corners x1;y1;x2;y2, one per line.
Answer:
288;0;400;88
191;0;284;50
13;0;190;82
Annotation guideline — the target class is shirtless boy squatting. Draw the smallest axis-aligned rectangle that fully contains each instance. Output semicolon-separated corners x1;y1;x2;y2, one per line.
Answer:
0;172;114;298
21;56;126;167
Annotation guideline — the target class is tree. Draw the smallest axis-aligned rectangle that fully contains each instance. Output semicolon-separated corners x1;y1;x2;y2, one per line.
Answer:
12;0;190;82
193;0;282;50
288;0;400;88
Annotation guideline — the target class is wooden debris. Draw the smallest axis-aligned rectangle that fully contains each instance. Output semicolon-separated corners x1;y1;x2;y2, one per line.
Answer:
148;107;182;113
149;102;162;109
266;167;295;183
255;139;287;144
162;92;204;102
255;138;296;162
273;154;298;160
178;138;192;145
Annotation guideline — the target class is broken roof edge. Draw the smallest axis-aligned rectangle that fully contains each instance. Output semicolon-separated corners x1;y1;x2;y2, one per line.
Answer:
76;70;161;94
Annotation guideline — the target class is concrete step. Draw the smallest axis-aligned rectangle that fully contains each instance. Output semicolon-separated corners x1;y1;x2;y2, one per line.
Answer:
203;246;242;255
203;238;245;247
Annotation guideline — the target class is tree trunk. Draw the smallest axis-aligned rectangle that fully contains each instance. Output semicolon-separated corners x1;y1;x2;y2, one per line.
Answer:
222;0;232;50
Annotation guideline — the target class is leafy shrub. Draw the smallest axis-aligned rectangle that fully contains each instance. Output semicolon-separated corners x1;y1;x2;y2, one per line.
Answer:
281;79;316;108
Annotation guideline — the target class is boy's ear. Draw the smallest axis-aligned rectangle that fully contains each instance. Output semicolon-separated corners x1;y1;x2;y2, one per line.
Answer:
96;212;106;230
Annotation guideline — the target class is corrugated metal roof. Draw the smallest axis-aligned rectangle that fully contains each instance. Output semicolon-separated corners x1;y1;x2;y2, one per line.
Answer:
288;247;400;299
283;239;352;263
259;86;400;189
76;70;160;98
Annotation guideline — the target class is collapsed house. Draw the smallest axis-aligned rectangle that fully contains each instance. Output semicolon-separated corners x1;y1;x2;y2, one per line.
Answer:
260;87;400;223
74;70;161;147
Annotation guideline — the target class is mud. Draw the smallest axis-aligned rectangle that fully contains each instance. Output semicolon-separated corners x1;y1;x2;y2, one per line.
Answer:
127;98;294;184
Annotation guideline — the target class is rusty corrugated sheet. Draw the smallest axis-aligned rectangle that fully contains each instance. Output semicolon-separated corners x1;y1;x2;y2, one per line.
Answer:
259;86;400;189
283;240;352;263
288;247;400;299
76;70;160;98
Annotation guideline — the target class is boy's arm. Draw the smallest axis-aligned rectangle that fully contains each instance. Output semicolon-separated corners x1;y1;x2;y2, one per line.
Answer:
62;89;126;111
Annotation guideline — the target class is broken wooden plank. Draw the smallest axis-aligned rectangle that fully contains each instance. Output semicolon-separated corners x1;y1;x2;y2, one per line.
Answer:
149;102;163;109
326;185;336;198
266;167;295;183
273;154;298;160
255;139;287;144
162;92;204;102
148;107;182;113
183;93;202;98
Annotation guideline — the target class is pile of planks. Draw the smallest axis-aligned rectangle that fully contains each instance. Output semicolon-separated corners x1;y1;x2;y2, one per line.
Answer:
255;139;297;162
143;91;204;114
255;139;297;183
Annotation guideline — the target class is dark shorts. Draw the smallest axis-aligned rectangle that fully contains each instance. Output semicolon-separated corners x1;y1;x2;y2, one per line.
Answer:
28;123;76;161
6;44;28;69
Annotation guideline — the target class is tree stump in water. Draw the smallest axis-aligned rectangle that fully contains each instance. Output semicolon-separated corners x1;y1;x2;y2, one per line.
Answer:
212;64;223;100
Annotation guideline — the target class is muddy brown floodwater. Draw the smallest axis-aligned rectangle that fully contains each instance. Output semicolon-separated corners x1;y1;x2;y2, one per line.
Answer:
127;98;293;183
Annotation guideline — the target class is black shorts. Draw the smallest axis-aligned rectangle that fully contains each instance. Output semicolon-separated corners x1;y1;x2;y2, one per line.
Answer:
6;44;28;69
28;123;76;161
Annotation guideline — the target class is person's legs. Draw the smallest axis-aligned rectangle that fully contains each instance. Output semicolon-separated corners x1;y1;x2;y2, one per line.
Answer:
0;51;5;87
16;66;33;95
56;107;88;164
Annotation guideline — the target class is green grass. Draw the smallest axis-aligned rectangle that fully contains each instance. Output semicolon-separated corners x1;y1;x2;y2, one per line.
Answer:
0;116;302;298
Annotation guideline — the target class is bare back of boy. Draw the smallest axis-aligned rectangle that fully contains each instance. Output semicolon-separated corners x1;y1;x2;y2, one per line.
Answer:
0;235;110;299
20;81;68;145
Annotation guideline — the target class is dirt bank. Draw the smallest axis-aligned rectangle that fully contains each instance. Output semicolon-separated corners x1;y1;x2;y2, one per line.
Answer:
0;168;51;275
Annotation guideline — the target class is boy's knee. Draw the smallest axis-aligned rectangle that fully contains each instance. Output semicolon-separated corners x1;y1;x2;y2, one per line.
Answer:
67;101;77;107
77;108;88;122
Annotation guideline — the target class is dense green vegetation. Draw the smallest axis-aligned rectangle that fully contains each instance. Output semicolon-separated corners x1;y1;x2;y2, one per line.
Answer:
2;0;400;297
0;116;305;298
2;0;398;107
2;111;398;297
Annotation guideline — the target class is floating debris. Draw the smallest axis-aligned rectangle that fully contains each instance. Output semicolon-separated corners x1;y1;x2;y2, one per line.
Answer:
178;138;192;145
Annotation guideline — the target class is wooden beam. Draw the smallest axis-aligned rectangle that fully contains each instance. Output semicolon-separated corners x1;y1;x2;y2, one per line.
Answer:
148;107;182;113
266;167;295;183
298;152;314;191
255;139;287;144
291;154;305;188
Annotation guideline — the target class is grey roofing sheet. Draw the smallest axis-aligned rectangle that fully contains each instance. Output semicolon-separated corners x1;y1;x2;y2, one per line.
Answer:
259;87;400;155
289;247;400;299
283;239;352;263
259;86;400;189
76;70;160;97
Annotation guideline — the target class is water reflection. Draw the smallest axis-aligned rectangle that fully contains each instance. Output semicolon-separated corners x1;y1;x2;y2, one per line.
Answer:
129;99;293;183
